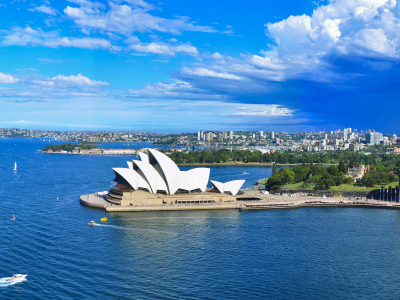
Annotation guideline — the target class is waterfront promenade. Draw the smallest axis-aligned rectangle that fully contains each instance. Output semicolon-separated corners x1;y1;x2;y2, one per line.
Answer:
80;191;400;212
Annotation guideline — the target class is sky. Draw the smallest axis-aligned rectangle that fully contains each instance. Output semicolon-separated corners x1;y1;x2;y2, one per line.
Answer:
0;0;399;133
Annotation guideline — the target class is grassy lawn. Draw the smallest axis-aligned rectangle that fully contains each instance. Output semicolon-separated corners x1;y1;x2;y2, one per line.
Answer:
329;182;399;191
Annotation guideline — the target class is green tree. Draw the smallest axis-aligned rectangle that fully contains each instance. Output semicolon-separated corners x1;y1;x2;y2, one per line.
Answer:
272;163;278;176
338;158;346;174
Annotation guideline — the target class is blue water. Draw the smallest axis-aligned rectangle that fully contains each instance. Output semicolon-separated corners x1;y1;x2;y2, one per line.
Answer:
2;137;400;299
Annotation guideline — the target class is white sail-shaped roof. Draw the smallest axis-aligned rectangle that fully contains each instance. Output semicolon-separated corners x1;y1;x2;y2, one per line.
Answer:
112;149;242;196
133;160;168;194
224;180;245;196
185;168;210;192
210;180;245;196
211;180;225;194
148;148;181;195
179;172;197;192
112;168;138;190
138;152;149;164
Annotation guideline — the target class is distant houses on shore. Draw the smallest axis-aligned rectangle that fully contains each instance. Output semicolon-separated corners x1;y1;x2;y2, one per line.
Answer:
45;148;137;155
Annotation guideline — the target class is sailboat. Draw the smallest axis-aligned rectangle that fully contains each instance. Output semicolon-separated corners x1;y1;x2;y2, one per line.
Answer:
13;162;17;172
11;213;15;221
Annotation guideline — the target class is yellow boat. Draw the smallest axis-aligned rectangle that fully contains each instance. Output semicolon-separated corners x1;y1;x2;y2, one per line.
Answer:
100;217;107;222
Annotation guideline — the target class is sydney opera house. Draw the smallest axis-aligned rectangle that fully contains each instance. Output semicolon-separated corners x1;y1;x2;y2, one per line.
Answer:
106;148;246;206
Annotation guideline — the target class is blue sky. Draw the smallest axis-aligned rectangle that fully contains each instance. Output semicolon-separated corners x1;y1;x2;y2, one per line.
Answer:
0;0;399;133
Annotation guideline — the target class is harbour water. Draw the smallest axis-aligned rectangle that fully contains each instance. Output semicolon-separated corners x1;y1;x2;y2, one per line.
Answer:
2;138;400;299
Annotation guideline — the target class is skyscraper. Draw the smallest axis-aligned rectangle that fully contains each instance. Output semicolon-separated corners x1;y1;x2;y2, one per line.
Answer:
272;131;275;139
230;131;233;139
259;131;263;138
343;129;348;141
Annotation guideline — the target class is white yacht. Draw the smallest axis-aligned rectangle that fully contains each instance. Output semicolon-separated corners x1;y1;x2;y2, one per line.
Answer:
13;162;17;172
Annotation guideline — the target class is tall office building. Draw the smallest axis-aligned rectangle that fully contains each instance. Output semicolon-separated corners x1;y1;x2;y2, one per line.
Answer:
343;129;348;141
197;131;201;141
366;132;383;145
272;131;275;139
229;131;233;139
324;133;328;140
259;131;263;138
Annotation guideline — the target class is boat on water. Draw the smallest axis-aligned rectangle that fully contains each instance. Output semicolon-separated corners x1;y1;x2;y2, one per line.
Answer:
88;220;96;226
100;217;107;222
11;213;15;221
0;274;28;285
13;162;17;172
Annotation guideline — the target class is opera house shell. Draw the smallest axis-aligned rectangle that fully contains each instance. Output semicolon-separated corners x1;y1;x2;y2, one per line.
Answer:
107;148;245;206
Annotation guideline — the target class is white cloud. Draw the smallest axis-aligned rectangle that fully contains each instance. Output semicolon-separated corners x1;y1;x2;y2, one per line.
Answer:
181;67;242;80
1;26;114;50
164;0;400;100
230;105;292;116
113;0;154;10
129;42;198;56
63;1;217;36
52;73;110;86
128;80;227;100
28;5;58;16
0;4;6;8
0;72;19;84
66;0;105;9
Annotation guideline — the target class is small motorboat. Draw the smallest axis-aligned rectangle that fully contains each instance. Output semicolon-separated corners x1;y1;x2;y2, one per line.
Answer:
88;220;96;226
11;274;27;281
100;217;107;222
11;212;15;221
0;274;28;285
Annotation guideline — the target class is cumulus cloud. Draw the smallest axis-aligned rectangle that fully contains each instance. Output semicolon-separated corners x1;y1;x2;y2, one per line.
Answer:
0;72;19;84
145;0;400;102
28;5;58;16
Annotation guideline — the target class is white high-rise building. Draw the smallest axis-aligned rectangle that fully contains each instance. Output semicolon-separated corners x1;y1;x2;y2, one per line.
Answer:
252;133;255;139
229;131;233;139
259;131;263;138
343;129;348;141
272;131;275;139
324;134;328;140
197;131;201;141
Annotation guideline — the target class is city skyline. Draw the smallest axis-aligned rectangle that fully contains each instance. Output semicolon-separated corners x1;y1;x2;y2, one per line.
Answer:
1;0;400;133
